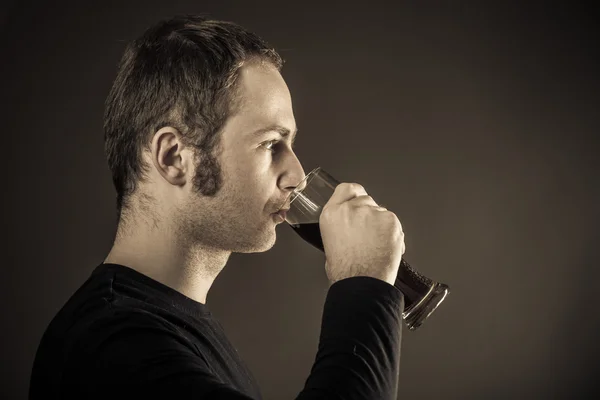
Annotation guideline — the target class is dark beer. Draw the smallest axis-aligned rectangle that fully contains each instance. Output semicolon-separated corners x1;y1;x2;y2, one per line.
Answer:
290;222;441;318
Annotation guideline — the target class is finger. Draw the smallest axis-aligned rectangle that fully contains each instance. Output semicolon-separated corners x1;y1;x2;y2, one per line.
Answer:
329;182;368;206
348;194;379;208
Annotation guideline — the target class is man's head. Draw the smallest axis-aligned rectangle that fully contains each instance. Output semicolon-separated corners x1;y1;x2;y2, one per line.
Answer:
104;15;304;253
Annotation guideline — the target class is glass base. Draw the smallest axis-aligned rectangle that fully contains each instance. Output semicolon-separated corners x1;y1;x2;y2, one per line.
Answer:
402;282;450;331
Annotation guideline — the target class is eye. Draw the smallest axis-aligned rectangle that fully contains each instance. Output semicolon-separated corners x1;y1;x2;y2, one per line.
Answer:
261;139;296;153
262;140;280;152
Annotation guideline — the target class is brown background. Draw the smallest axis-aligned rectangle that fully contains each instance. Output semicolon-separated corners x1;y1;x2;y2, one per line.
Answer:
2;1;599;399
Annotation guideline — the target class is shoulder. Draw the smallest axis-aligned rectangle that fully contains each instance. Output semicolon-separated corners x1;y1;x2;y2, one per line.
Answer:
63;307;217;394
72;306;196;357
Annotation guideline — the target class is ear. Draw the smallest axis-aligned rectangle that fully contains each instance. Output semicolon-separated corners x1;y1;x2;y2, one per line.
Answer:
150;127;192;186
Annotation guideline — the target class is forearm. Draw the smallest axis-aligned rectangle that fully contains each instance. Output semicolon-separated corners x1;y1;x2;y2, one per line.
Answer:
297;276;404;400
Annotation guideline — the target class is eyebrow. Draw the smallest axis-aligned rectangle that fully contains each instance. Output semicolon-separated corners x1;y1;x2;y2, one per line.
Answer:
250;125;298;146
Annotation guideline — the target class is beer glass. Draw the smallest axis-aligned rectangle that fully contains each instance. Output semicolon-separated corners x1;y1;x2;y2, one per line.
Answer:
281;167;450;331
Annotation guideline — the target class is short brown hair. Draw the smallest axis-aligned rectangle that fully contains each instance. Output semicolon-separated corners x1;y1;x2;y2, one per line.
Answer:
103;14;283;224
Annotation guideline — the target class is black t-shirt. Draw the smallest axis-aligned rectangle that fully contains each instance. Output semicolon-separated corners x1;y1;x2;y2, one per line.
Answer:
29;263;404;399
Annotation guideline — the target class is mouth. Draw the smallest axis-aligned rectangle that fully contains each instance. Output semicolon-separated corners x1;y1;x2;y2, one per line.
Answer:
272;209;288;221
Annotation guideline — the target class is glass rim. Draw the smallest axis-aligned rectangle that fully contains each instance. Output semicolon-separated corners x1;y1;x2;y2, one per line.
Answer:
280;166;321;209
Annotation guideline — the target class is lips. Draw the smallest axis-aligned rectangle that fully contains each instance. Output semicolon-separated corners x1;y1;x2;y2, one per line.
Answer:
277;209;288;220
272;207;289;219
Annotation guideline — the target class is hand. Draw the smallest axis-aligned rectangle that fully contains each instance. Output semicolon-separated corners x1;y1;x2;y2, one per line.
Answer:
319;183;405;286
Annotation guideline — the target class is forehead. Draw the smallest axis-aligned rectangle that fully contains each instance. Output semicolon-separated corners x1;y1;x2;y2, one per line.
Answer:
229;63;295;134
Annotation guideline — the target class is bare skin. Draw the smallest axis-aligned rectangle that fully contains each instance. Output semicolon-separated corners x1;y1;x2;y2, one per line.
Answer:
104;61;304;304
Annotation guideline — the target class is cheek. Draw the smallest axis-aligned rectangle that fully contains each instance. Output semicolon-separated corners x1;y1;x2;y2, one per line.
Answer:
222;152;272;204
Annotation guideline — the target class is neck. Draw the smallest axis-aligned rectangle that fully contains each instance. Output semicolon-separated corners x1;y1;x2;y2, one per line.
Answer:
104;218;231;305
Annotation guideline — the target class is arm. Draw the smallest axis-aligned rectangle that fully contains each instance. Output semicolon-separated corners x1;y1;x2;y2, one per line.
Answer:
297;276;404;400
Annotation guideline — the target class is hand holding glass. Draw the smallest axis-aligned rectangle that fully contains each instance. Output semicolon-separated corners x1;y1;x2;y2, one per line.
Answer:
281;167;450;331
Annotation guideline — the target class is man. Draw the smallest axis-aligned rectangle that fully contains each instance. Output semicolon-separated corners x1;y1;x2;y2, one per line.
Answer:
29;14;405;399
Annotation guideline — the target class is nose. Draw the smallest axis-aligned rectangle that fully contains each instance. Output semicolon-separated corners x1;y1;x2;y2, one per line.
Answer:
278;151;305;194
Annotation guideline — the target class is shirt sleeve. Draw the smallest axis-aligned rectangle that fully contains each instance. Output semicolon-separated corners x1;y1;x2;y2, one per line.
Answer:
297;276;404;400
64;276;403;400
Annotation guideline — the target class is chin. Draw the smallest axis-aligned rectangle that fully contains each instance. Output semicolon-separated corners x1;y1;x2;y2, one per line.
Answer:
235;230;277;254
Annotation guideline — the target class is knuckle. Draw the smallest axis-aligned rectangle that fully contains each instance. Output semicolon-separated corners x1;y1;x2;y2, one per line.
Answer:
359;194;374;202
389;214;403;233
320;206;330;219
346;182;365;194
319;207;331;223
